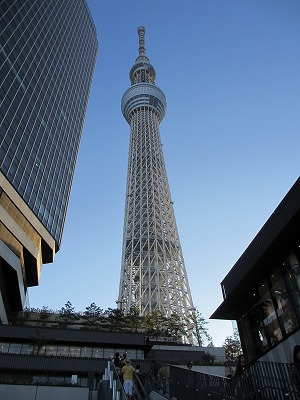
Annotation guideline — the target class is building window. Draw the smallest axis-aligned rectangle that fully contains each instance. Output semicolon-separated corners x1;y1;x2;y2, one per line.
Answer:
257;281;283;345
92;348;103;358
239;298;269;361
81;347;92;358
239;253;300;361
270;268;299;335
283;254;300;322
21;344;34;355
57;345;69;357
0;343;10;353
8;343;22;354
45;346;56;356
69;347;81;357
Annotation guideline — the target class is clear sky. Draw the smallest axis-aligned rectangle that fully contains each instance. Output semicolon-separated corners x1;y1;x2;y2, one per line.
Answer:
29;0;300;346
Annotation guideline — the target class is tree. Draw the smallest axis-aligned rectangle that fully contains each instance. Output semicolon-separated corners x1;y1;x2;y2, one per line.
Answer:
59;301;76;314
104;308;126;331
144;309;168;340
222;329;241;361
165;314;185;341
58;301;78;328
83;302;104;330
31;329;48;355
201;351;216;364
126;306;142;332
38;306;51;327
191;308;212;346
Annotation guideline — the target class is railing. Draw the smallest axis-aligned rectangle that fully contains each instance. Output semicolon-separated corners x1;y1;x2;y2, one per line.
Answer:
1;358;298;400
143;361;300;400
134;373;150;400
101;361;128;400
105;361;150;400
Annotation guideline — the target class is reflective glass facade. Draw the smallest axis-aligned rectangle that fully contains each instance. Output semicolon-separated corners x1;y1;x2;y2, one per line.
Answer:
0;342;144;360
0;0;98;244
239;251;300;361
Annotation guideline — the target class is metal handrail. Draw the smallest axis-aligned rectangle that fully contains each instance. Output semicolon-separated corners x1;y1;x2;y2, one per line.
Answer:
142;361;300;400
109;361;128;400
134;373;150;400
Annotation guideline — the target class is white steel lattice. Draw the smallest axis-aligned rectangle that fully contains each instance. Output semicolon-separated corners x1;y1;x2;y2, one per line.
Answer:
118;27;195;343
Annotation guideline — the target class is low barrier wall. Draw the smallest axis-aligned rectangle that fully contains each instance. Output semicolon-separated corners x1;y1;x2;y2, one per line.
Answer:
0;384;89;400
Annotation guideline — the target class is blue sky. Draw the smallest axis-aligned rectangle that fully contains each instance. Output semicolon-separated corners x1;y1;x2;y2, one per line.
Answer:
29;0;300;346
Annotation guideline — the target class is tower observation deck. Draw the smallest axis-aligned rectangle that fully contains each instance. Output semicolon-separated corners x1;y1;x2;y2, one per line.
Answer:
118;27;195;343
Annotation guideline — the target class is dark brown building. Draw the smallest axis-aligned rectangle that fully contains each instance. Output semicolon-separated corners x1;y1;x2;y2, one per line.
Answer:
212;177;300;363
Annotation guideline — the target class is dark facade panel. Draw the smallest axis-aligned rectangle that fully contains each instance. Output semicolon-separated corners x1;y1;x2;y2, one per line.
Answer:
0;353;108;373
0;324;147;347
212;178;300;362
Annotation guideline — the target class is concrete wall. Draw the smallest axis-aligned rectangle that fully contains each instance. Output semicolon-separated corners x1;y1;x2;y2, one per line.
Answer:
0;384;89;400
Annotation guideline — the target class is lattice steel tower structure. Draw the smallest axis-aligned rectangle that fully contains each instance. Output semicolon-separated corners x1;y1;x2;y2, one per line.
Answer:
118;27;195;343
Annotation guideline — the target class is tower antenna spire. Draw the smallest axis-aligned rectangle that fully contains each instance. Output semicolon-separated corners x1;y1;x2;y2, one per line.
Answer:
137;26;146;56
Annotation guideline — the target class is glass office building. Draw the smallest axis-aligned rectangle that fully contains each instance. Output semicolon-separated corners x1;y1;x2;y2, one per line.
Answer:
0;0;98;321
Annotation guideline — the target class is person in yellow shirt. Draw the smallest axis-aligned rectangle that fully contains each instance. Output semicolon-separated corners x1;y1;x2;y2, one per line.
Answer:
121;359;136;399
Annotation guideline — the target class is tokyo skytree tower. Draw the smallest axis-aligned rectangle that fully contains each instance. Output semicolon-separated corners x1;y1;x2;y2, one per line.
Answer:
118;27;195;342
